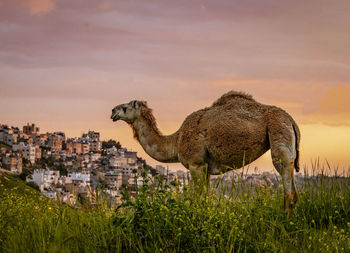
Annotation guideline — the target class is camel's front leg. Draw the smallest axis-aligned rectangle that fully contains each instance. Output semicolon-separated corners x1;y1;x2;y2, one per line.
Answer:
189;163;210;190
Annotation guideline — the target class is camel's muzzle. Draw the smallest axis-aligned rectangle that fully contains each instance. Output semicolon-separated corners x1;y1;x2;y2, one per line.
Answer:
111;109;120;121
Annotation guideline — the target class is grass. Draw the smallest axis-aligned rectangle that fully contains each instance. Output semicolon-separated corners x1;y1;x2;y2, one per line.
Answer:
0;170;349;252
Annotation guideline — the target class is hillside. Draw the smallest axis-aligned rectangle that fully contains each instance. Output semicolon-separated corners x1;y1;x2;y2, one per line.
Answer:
0;173;116;252
1;172;349;252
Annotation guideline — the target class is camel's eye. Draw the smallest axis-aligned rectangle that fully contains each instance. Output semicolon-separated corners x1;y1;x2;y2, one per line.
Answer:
122;107;127;113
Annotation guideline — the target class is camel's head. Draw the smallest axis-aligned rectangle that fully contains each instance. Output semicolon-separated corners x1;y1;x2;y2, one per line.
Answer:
111;100;147;123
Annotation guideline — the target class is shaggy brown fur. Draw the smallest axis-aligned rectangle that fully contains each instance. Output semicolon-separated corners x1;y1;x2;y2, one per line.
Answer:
212;91;255;106
111;90;301;216
130;101;161;140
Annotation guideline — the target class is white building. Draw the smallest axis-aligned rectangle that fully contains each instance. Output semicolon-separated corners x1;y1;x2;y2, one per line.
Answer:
68;172;91;187
30;169;60;191
42;190;57;199
59;176;73;185
156;165;166;175
60;191;76;205
128;175;147;187
167;171;178;181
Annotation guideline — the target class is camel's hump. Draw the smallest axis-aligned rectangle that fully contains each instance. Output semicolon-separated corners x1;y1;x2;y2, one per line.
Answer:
212;90;255;106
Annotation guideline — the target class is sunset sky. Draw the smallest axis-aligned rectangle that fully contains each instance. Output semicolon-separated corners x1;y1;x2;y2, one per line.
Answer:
1;0;350;174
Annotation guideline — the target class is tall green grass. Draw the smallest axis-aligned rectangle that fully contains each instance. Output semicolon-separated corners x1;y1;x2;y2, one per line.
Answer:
0;169;349;252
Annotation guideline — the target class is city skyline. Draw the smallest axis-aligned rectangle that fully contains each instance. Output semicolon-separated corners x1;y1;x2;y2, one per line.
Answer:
2;120;349;175
1;0;350;173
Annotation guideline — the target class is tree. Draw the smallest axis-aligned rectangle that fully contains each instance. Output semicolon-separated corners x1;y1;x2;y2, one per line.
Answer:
102;139;122;149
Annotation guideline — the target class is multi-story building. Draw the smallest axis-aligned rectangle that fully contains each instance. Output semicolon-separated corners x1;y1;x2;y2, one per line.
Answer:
0;128;5;143
35;145;42;160
125;151;137;164
0;126;18;145
156;165;166;175
1;152;22;174
54;132;66;140
33;134;48;146
59;176;73;185
87;131;100;141
60;191;76;205
168;171;178;182
106;146;119;156
109;156;128;167
90;141;101;152
127;175;147;188
66;139;82;155
121;165;138;176
6;133;17;146
23;123;40;135
90;152;101;162
30;169;60;191
68;172;91;187
105;171;122;190
47;134;63;151
121;164;138;186
12;142;36;164
81;143;90;154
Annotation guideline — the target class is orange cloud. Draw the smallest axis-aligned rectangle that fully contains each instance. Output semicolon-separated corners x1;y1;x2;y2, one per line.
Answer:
98;1;115;11
27;0;55;15
301;85;350;126
5;0;55;15
318;85;350;114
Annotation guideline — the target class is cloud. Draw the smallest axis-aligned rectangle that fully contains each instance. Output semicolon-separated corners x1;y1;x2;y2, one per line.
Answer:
1;0;55;15
304;85;350;126
0;0;349;79
318;85;350;114
25;0;55;15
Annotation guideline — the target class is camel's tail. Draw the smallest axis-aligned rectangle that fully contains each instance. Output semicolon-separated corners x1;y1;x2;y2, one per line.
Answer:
292;120;300;172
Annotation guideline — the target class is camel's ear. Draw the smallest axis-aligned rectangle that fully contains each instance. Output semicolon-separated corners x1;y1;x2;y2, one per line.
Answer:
132;100;138;109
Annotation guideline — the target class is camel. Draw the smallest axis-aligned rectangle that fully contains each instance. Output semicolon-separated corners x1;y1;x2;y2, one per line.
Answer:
111;91;300;216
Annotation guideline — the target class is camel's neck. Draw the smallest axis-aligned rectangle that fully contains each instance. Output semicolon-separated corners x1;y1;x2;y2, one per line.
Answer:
131;118;179;163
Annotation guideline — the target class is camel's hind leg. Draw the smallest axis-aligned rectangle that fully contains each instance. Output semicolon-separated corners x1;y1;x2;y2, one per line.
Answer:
268;124;298;217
